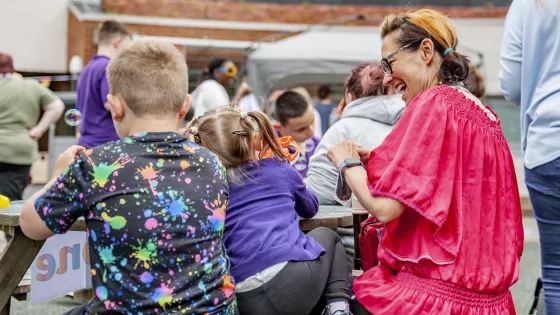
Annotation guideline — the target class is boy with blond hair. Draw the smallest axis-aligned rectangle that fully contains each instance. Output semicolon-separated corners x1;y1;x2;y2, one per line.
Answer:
20;40;238;315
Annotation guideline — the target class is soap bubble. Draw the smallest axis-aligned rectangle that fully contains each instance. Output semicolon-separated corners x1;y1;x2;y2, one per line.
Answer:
256;96;265;109
64;109;82;126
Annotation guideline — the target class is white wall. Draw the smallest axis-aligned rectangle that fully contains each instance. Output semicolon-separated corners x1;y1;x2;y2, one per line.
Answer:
454;18;505;96
0;0;68;73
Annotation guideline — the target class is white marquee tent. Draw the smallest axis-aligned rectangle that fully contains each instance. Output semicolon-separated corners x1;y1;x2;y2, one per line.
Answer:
246;27;382;98
246;19;504;98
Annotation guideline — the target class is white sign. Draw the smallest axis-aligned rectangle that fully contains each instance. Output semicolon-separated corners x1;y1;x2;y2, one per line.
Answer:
31;232;91;304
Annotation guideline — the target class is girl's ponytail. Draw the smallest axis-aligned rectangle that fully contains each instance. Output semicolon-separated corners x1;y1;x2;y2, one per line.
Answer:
247;111;284;161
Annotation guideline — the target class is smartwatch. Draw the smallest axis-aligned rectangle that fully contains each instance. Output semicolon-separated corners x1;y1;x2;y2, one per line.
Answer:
335;158;364;201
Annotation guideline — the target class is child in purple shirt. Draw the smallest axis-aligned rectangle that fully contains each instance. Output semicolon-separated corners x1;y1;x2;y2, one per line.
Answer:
274;91;321;179
76;21;131;148
184;107;350;315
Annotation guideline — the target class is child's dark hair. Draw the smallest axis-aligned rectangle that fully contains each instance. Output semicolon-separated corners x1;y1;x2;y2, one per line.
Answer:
184;106;285;182
200;58;227;83
318;85;331;100
274;91;309;126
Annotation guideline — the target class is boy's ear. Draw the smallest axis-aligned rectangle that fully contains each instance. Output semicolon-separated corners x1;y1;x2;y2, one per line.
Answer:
178;94;192;120
112;36;121;49
107;94;125;121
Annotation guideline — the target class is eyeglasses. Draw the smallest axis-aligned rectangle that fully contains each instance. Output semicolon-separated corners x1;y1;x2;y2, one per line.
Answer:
381;42;417;75
216;64;238;78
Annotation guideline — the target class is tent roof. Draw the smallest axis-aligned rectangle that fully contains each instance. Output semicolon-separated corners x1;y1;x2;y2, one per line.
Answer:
247;28;382;97
249;28;382;62
246;20;503;98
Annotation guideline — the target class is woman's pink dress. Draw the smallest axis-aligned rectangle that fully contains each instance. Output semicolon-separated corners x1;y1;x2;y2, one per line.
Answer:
353;85;524;314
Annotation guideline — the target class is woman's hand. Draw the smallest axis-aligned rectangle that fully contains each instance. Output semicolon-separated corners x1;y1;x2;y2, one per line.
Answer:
327;141;361;171
53;145;86;178
354;144;371;165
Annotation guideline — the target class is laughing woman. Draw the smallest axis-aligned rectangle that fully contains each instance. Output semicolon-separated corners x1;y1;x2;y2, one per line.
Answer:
327;9;524;314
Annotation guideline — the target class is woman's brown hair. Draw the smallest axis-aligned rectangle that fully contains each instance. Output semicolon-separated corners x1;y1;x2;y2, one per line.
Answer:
344;63;390;99
183;106;285;182
339;63;391;111
380;9;470;83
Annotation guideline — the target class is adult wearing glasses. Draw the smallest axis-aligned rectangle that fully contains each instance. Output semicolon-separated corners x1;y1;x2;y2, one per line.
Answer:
192;58;251;117
501;0;560;313
327;9;523;314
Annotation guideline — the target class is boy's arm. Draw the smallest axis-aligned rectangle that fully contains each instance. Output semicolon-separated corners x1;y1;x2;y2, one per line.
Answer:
286;165;319;219
20;177;58;240
20;146;87;241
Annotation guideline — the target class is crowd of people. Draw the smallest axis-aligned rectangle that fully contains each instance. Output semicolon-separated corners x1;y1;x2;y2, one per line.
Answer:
0;0;557;314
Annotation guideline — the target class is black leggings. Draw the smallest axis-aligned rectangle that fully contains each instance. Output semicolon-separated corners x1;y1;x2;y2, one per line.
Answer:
236;227;350;315
0;162;30;200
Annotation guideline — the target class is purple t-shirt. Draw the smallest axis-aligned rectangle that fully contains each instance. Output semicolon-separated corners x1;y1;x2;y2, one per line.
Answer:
224;158;324;283
293;136;321;178
76;55;119;148
276;130;320;178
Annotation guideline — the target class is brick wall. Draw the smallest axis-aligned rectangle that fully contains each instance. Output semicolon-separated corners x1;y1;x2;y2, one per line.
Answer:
69;1;508;82
68;12;99;67
67;10;277;70
102;0;508;24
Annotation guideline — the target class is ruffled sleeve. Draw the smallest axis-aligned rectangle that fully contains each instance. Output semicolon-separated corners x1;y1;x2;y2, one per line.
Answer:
366;87;462;265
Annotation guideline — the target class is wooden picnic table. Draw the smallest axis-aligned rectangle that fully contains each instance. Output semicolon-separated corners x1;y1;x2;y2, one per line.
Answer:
0;201;87;315
299;205;353;231
0;201;351;314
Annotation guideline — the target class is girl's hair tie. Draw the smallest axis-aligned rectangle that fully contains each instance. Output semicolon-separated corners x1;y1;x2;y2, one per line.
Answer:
444;48;454;56
190;126;198;135
240;111;248;119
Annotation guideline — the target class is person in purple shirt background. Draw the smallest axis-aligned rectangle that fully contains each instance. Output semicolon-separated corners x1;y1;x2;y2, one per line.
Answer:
184;106;351;315
76;20;132;148
273;91;321;179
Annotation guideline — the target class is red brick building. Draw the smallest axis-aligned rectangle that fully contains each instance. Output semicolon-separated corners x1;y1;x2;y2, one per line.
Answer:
69;0;508;78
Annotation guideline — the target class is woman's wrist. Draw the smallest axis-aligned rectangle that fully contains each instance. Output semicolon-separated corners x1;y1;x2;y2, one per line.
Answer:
342;164;363;179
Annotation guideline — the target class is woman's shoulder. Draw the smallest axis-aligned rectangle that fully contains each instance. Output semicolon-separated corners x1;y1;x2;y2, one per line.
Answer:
414;85;454;102
410;85;474;112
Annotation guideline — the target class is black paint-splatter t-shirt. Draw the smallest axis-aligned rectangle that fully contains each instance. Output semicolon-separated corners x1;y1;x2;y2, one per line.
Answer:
35;132;237;314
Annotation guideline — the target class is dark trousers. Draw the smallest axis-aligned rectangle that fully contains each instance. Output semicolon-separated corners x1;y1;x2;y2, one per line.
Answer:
236;227;350;315
0;162;30;201
526;157;560;315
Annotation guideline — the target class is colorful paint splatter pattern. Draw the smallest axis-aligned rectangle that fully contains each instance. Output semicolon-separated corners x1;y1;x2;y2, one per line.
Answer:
35;132;237;314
